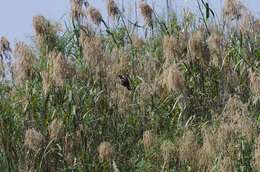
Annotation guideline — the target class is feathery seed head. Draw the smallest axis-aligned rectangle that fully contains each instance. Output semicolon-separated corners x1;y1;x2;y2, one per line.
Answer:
198;128;217;170
98;142;113;161
48;118;63;140
87;6;103;25
32;15;51;37
70;0;84;21
183;9;195;28
223;0;245;20
110;82;132;115
179;130;199;167
24;128;44;151
0;36;11;53
79;25;94;45
82;36;104;65
163;35;178;59
41;70;52;96
188;29;210;65
13;42;36;85
189;30;204;59
207;31;222;66
240;14;255;35
163;65;184;92
143;130;155;149
139;1;153;27
131;35;145;49
138;82;153;107
48;51;68;88
32;15;60;50
160;140;176;165
107;0;119;19
220;96;256;141
224;95;245;118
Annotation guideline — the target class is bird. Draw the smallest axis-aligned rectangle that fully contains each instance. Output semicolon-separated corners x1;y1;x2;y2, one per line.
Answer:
84;1;89;8
118;75;132;90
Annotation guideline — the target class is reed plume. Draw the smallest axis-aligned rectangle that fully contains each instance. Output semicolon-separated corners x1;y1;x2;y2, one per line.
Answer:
70;0;84;21
223;0;245;20
48;118;63;140
107;0;120;19
87;6;103;25
188;29;210;65
0;36;11;53
139;1;153;27
143;130;155;149
163;65;184;93
24;128;44;151
32;15;60;50
207;31;222;67
13;42;36;85
98;142;113;161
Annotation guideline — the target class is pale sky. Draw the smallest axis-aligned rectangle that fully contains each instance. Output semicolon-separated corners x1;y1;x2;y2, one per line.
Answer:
0;0;259;46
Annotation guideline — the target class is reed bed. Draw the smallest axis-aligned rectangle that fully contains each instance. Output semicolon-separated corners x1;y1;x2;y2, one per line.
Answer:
0;0;259;171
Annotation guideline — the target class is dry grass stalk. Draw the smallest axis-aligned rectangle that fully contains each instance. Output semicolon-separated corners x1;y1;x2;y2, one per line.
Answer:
252;135;260;170
219;156;235;172
0;61;4;77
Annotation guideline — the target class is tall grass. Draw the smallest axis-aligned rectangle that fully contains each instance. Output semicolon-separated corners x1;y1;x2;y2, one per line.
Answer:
0;0;260;171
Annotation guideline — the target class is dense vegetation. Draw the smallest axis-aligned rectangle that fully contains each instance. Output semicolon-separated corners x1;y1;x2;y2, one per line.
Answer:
0;0;260;171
